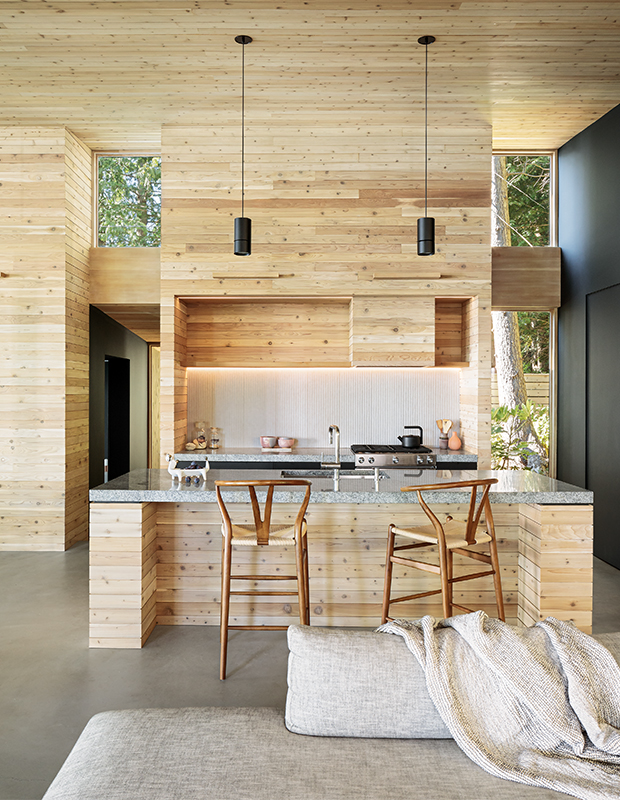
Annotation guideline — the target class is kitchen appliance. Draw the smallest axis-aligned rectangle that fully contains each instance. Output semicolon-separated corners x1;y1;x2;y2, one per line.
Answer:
397;425;423;448
351;444;436;469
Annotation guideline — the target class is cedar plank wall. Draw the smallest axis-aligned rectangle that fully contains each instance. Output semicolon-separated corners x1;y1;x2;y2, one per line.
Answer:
64;130;92;547
160;123;492;460
0;127;91;551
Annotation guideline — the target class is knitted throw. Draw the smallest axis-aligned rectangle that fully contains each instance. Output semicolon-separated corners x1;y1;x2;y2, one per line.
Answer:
378;613;620;800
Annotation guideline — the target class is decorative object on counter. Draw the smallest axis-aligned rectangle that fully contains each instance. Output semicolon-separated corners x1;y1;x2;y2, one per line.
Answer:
165;454;209;482
397;425;423;448
436;419;453;449
185;442;197;450
260;436;278;448
448;431;462;450
417;35;436;257
277;437;295;448
233;34;253;256
209;427;221;449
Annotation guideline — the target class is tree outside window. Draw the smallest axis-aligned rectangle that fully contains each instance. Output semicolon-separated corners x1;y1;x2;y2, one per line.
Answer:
97;155;161;247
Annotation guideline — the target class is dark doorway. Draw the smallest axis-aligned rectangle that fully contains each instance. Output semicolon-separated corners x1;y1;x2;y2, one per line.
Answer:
586;284;620;568
105;355;130;481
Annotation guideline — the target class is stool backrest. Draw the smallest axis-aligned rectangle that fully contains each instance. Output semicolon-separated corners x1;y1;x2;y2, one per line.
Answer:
402;478;498;545
215;479;312;545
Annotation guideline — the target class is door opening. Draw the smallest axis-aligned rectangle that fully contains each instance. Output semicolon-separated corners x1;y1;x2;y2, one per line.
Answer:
105;355;130;481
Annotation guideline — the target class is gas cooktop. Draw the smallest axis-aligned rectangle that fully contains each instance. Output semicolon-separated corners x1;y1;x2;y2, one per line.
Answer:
351;444;432;454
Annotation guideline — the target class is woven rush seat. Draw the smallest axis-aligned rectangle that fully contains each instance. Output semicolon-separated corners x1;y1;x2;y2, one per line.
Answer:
223;520;306;546
390;520;492;550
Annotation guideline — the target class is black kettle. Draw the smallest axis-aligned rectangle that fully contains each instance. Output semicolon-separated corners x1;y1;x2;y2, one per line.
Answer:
397;426;423;448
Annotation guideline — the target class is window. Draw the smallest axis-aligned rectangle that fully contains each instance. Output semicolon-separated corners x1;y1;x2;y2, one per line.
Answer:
97;155;161;247
492;154;553;247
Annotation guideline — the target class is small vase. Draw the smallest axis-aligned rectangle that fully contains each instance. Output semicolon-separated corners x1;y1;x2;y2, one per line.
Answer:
448;431;461;451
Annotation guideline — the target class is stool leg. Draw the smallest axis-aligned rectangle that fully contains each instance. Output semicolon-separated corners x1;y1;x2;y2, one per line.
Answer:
381;524;396;623
446;549;454;617
438;540;451;619
302;536;310;625
488;537;505;621
295;532;307;625
220;534;232;680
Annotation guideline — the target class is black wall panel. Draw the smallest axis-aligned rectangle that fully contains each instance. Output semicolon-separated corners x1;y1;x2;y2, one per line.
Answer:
558;102;620;567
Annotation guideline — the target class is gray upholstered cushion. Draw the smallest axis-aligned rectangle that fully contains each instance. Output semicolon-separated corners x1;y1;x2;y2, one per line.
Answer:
285;624;451;738
42;707;568;800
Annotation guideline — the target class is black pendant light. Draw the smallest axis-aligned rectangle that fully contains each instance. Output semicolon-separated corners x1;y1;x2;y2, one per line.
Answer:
417;35;435;257
234;34;252;256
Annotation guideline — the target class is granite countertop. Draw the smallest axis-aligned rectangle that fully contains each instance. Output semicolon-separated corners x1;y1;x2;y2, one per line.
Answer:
173;447;477;464
90;468;593;505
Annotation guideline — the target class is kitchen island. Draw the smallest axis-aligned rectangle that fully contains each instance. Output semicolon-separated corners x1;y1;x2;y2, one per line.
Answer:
89;468;593;648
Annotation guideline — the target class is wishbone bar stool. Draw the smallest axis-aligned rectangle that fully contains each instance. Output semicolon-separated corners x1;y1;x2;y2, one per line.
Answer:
381;478;505;623
215;479;312;680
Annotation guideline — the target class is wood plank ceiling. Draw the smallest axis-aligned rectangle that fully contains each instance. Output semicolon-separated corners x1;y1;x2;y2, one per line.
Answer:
0;0;619;150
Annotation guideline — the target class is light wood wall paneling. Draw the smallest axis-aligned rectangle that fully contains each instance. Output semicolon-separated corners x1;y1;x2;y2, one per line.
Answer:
184;298;350;368
89;247;160;305
518;504;593;633
93;303;161;344
64;129;92;548
89;502;158;648
0;127;68;550
492;247;561;311
160;296;188;463
459;294;492;466
149;346;161;468
349;296;435;367
435;298;468;367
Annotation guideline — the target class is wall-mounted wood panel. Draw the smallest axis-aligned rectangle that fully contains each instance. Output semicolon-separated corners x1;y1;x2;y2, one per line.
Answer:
435;298;468;367
350;296;435;366
492;247;561;310
89;247;160;305
185;298;350;368
64;129;92;548
93;304;160;344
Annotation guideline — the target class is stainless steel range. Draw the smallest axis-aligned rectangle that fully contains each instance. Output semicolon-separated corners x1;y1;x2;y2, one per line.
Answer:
351;444;437;469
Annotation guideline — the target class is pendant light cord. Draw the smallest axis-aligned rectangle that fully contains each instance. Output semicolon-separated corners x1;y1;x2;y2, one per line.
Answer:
424;40;428;219
241;40;245;219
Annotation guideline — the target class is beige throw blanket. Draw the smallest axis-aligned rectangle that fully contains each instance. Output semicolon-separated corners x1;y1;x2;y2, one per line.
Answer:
378;613;620;799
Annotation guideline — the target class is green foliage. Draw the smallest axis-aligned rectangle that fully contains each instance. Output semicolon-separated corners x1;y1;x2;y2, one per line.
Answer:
491;401;549;474
505;155;550;247
97;156;161;247
517;311;550;373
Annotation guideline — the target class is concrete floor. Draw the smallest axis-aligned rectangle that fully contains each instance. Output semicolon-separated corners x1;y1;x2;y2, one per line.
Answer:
1;542;619;800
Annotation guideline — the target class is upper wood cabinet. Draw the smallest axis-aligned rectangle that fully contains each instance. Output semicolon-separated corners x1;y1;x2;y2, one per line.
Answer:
349;296;435;367
491;247;561;310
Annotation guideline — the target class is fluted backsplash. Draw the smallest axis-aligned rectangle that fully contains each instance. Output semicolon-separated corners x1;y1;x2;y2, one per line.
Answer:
186;368;460;450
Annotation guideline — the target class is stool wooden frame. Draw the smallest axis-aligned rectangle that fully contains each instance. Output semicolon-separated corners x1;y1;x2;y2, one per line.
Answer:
381;478;505;623
215;479;312;680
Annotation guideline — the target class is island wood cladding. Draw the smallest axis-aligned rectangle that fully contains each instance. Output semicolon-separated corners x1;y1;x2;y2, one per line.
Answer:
0;127;91;551
88;500;593;648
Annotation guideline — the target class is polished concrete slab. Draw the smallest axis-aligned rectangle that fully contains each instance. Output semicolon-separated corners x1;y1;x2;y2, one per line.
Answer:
0;542;618;800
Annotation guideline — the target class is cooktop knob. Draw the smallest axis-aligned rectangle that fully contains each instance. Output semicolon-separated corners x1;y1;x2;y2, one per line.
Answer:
392;456;399;464
358;456;365;463
368;456;375;463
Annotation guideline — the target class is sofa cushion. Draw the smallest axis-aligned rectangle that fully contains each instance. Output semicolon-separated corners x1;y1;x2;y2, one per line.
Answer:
42;707;568;800
285;624;451;738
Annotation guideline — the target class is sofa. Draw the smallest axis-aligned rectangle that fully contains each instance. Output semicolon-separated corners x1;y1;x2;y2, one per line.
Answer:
42;625;620;800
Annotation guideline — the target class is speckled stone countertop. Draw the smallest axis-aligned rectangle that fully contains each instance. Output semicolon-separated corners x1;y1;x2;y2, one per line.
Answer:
90;468;593;505
173;447;477;464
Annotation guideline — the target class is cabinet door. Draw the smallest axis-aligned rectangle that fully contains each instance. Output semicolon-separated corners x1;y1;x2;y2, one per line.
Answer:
349;296;435;367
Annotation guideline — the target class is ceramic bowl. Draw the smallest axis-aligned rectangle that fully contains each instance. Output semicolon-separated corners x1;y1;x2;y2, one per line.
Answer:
260;436;277;448
277;437;295;448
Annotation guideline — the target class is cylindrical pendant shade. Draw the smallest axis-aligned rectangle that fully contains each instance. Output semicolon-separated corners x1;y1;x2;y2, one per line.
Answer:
417;217;435;256
234;217;251;256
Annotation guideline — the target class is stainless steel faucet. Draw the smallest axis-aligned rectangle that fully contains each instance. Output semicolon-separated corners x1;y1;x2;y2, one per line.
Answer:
321;424;341;469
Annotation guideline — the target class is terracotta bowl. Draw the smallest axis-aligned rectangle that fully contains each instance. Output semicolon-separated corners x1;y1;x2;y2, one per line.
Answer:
260;436;277;448
277;437;295;448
